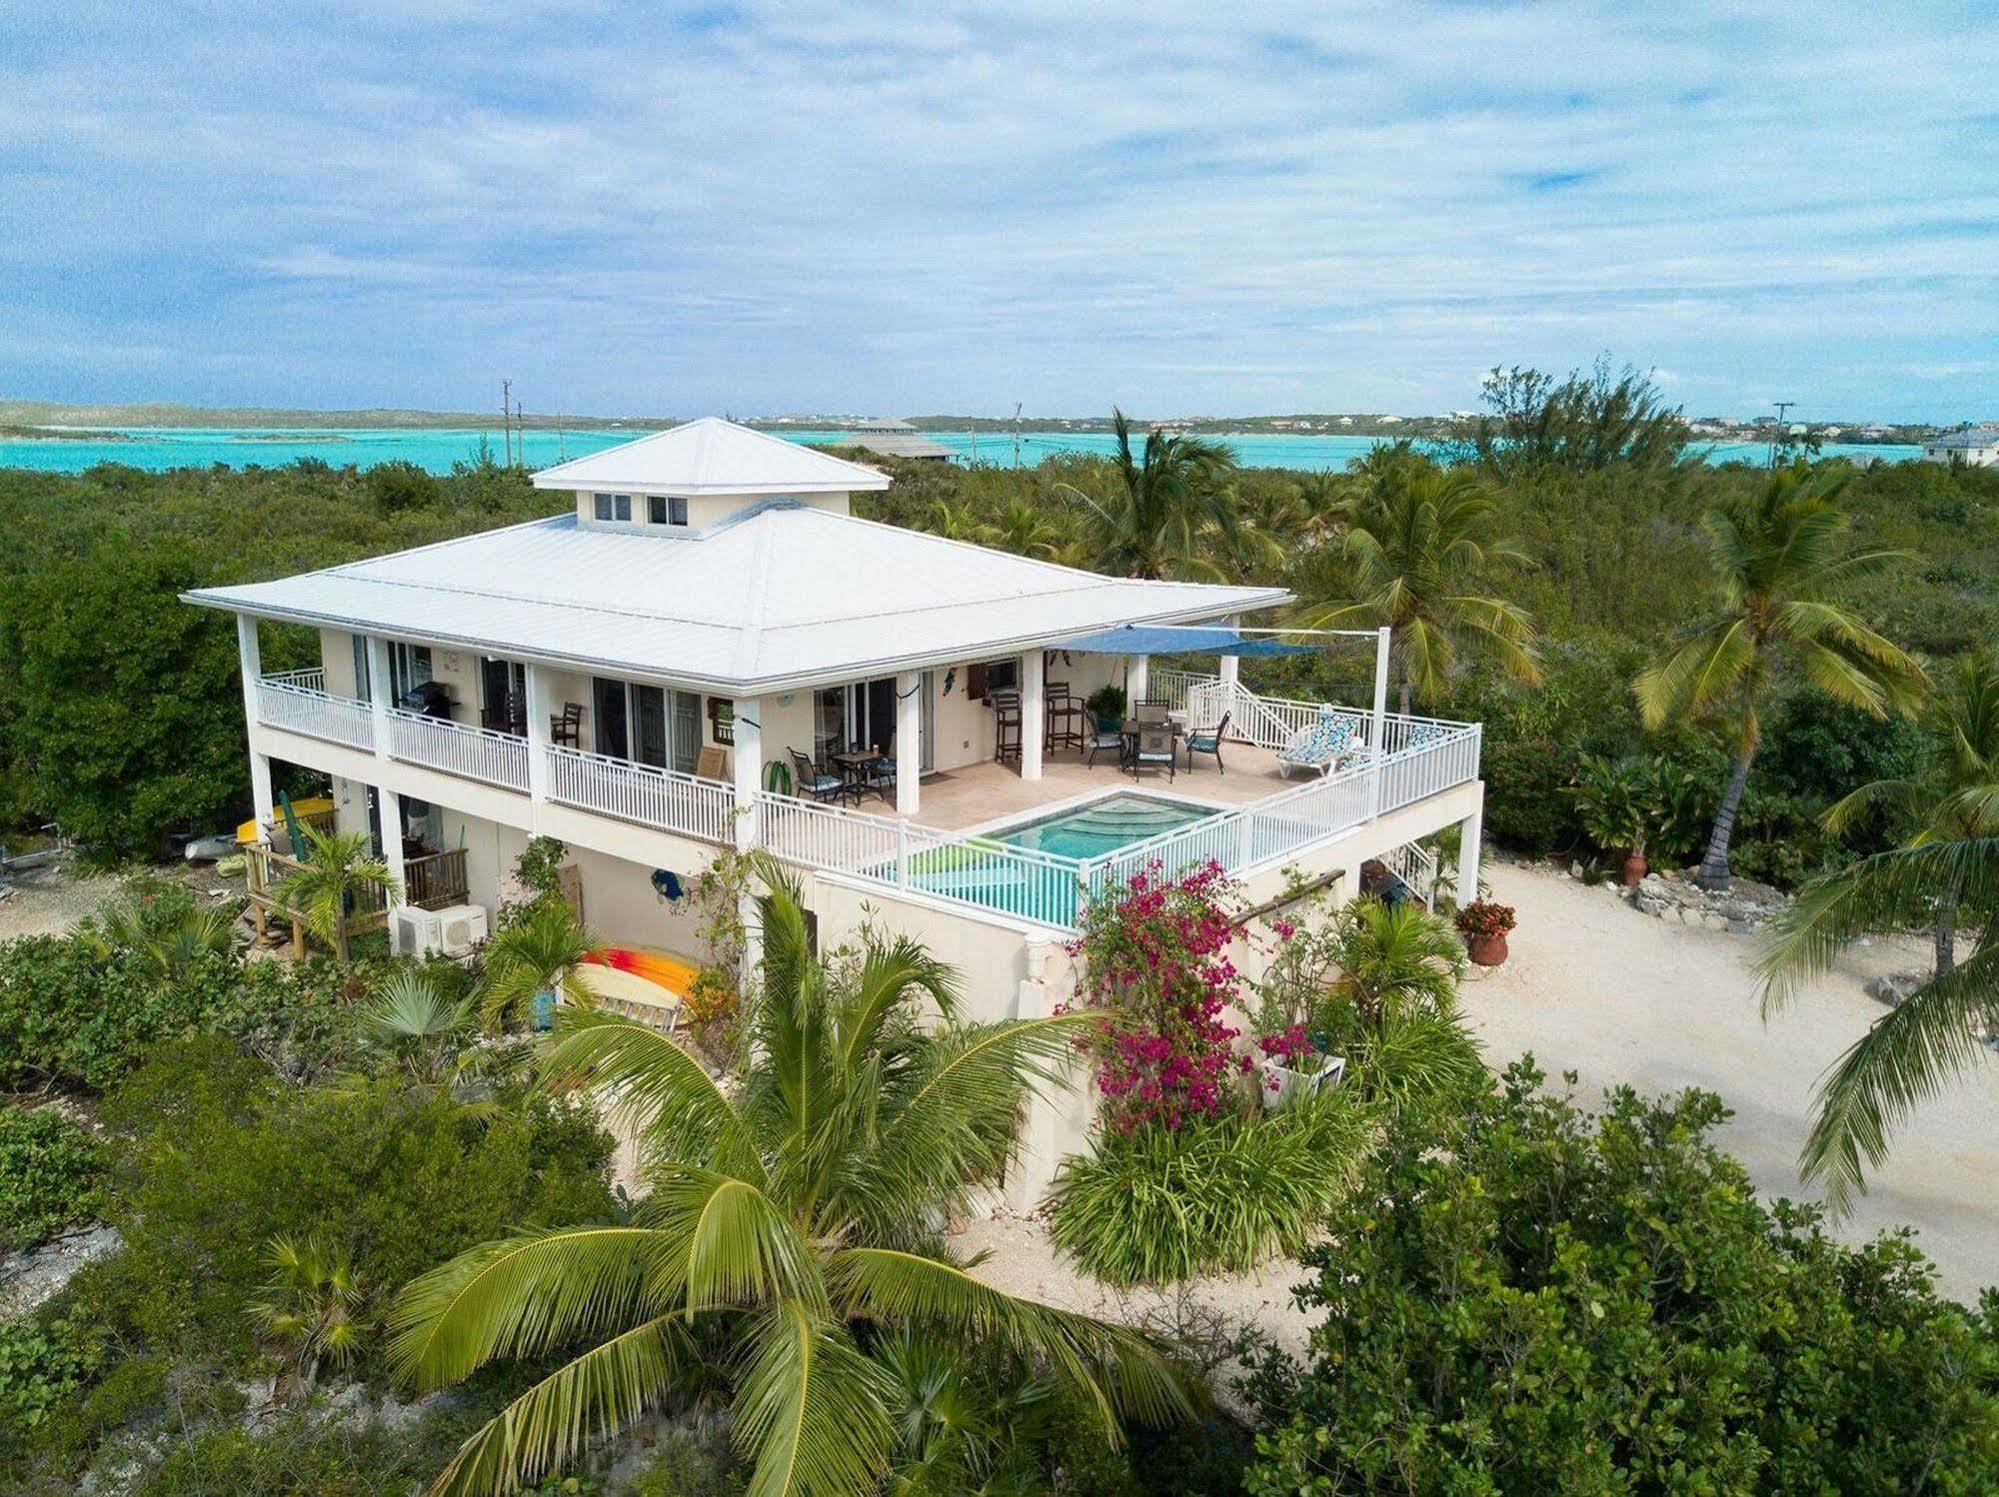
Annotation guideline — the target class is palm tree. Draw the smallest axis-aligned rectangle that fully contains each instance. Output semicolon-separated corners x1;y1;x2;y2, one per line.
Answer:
360;969;489;1087
1822;648;1999;977
1759;836;1999;1214
87;881;235;980
1328;897;1466;1030
1056;408;1240;579
1295;460;1540;711
389;876;1185;1495
988;497;1062;561
274;826;399;963
1636;463;1926;890
477;896;608;1031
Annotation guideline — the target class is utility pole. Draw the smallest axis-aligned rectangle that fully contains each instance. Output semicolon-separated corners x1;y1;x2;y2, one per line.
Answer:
501;380;514;467
1769;400;1794;469
1012;402;1022;468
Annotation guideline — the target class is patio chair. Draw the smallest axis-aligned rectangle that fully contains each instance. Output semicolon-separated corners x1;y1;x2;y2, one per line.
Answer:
550;702;584;747
1128;724;1176;781
863;733;897;801
1184;712;1231;774
992;691;1023;765
1134;700;1169;725
789;749;850;805
1275;708;1358;778
1044;680;1085;753
1085;725;1127;769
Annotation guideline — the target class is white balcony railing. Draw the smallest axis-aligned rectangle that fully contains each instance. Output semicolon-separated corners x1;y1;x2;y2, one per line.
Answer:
253;676;375;751
548;745;735;842
387;708;529;791
254;672;1479;932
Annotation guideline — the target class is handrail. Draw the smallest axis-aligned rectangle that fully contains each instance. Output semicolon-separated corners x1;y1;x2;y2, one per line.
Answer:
253;676;375;751
547;744;735;842
387;708;529;791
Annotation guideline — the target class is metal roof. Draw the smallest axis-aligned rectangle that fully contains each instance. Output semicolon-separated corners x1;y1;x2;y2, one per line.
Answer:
185;504;1289;695
1927;425;1999;448
816;432;955;460
531;416;892;496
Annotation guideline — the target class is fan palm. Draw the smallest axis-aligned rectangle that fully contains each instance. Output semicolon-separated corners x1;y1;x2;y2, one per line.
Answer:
1636;463;1926;889
274;826;399;963
1760;836;1999;1214
1822;648;1999;976
88;882;235;981
361;969;489;1086
477;896;608;1030
388;875;1186;1496
1294;461;1540;711
1056;408;1241;580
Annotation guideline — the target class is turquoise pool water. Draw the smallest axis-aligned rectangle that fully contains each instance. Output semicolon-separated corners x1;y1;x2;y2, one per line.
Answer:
989;792;1215;861
0;425;1920;476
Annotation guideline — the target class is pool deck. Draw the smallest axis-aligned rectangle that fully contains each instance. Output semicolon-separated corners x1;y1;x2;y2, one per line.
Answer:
895;741;1296;833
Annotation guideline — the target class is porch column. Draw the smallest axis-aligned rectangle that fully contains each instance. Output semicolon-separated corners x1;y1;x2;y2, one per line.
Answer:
1126;654;1149;707
379;785;409;906
524;661;551;811
1369;625;1392;818
235;615;275;835
1456;797;1484;909
1019;651;1044;781
895;671;922;815
731;696;762;852
365;634;394;761
1218;613;1241;729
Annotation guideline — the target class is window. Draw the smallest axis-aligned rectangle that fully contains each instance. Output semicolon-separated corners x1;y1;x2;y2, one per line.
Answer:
670;495;688;526
648;495;690;527
594;493;612;521
593;493;632;522
389;641;432;701
984;657;1019;694
648;495;666;525
593;676;630;759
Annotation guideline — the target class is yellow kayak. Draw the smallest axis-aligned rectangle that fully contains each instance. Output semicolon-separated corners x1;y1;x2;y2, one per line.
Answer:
236;795;335;845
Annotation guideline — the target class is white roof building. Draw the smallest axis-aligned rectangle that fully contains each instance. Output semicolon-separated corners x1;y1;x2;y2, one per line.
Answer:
1921;424;1999;467
529;415;891;497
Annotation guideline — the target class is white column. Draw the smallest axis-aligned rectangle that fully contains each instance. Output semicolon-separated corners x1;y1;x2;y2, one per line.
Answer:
895;670;922;815
1019;651;1044;781
379;785;408;905
731;696;762;852
366;634;394;761
236;615;275;836
1218;613;1241;729
1126;654;1149;708
1369;625;1392;818
1456;797;1484;909
524;661;552;811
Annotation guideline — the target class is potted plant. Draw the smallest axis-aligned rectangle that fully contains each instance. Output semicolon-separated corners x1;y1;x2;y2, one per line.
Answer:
1455;898;1516;967
1571;754;1656;887
1084;683;1128;733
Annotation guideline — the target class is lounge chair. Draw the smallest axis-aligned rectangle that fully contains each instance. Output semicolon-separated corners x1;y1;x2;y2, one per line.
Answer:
1184;712;1230;774
1275;708;1359;778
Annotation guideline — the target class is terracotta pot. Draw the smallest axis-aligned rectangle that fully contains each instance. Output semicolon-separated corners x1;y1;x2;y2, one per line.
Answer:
1467;931;1509;967
1621;852;1649;888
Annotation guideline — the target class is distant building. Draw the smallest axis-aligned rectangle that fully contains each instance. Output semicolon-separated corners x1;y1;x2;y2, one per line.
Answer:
1921;424;1999;467
825;418;954;462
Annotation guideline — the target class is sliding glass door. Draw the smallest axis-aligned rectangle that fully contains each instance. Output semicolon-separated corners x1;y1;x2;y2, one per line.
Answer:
811;677;933;767
596;677;703;771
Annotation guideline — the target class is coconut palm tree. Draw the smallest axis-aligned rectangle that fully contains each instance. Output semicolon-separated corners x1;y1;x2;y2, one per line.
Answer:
477;896;608;1031
1760;836;1999;1214
1057;408;1241;580
988;497;1062;561
1328;897;1467;1030
1294;460;1541;711
274;826;399;963
1822;648;1999;977
389;875;1185;1496
1636;463;1926;890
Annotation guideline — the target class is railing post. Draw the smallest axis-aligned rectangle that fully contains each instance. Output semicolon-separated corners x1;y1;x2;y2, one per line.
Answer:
1369;625;1390;819
235;614;275;835
896;819;910;888
365;635;394;763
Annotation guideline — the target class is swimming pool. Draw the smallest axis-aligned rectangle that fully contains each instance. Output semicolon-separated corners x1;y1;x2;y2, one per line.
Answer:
987;792;1216;861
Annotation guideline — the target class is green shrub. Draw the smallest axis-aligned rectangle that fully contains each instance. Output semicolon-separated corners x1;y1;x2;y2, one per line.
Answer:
1047;1094;1370;1287
0;1314;111;1464
1242;1060;1999;1494
0;1104;103;1248
622;1428;745;1495
81;1037;617;1368
132;1411;483;1497
0;936;361;1090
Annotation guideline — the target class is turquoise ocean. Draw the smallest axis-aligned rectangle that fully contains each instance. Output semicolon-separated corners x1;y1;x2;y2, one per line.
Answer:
0;425;1920;475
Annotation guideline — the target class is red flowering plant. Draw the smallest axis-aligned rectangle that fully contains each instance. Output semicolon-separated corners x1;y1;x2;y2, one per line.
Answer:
1065;859;1253;1132
1453;898;1516;941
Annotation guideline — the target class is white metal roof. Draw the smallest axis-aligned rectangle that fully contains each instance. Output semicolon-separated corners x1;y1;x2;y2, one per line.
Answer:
185;503;1290;695
531;417;892;496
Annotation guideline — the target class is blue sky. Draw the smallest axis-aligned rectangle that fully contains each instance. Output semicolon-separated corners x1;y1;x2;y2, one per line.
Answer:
3;1;1995;421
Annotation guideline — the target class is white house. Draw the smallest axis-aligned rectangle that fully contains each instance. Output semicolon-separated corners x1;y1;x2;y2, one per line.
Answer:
1921;424;1999;466
185;418;1484;1202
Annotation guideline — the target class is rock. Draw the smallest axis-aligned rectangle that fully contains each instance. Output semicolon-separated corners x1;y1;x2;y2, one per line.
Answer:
1867;971;1927;1009
0;1224;121;1320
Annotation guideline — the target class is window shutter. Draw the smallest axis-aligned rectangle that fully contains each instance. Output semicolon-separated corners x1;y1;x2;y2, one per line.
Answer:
967;662;988;702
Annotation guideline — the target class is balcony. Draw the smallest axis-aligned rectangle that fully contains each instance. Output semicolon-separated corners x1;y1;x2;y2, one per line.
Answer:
251;670;1480;933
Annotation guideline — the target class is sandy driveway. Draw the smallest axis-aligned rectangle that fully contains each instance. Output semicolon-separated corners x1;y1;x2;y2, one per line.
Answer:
1463;861;1999;1302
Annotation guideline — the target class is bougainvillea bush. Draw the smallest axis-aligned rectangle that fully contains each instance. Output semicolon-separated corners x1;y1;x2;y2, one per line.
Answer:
1065;859;1251;1132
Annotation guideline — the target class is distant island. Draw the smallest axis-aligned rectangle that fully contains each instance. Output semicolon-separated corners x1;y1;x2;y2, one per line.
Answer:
0;398;1953;447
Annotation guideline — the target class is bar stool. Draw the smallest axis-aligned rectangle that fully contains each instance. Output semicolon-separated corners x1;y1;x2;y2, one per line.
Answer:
992;690;1023;765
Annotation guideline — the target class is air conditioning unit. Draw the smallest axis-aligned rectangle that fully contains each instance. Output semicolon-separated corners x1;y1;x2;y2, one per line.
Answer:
390;903;487;958
434;903;489;957
391;905;443;958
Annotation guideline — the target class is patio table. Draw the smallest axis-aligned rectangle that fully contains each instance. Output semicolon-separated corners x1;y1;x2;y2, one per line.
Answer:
832;750;894;805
